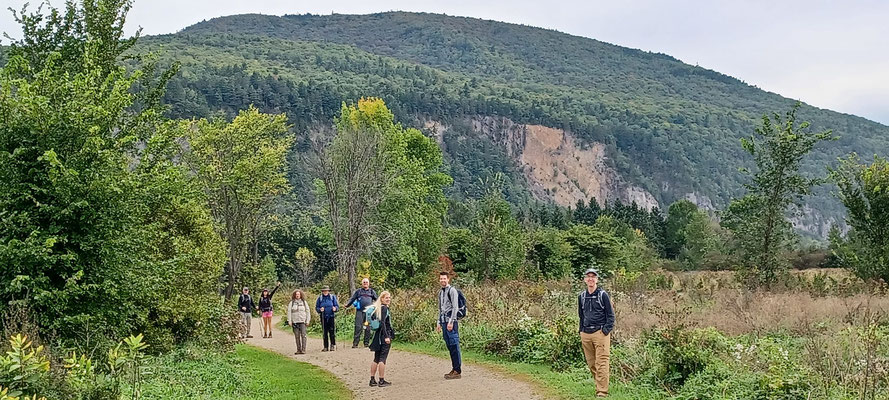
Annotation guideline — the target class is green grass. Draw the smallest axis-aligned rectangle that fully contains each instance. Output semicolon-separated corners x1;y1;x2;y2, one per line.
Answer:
134;344;351;399
392;340;663;400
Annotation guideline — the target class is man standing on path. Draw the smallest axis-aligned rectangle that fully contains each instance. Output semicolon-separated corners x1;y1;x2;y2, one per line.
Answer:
238;287;257;339
578;267;615;398
345;278;378;348
315;286;339;351
437;271;462;380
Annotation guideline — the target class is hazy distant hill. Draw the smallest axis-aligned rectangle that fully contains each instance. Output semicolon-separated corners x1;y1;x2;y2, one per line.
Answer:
134;12;888;236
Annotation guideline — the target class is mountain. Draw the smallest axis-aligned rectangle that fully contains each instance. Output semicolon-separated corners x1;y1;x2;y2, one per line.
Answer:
133;12;888;236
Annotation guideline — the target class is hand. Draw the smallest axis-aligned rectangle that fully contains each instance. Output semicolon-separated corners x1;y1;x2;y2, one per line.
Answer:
332;307;338;312
287;322;291;327
384;338;390;344
447;322;453;332
276;281;281;286
241;307;246;311
435;324;442;333
320;307;325;312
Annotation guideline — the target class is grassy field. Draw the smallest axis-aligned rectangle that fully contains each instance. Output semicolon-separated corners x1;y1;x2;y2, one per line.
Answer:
133;345;351;399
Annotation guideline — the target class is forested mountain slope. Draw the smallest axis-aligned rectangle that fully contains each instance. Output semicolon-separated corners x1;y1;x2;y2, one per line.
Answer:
136;12;888;235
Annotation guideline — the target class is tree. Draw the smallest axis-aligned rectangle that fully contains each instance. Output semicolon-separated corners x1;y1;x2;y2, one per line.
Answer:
470;181;525;280
312;98;451;291
829;154;889;282
0;0;224;348
292;247;317;286
526;227;573;279
665;200;700;259
726;104;835;283
176;107;293;299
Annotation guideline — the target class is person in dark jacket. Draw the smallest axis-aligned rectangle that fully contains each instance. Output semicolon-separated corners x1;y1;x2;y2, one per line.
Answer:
345;278;378;348
315;286;339;351
238;287;257;339
578;267;615;398
368;291;394;387
258;281;281;338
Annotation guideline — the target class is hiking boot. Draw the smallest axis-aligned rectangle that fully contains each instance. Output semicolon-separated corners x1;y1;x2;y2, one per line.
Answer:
330;345;336;351
352;344;359;349
246;335;254;338
378;379;391;387
444;371;462;380
321;348;329;352
369;377;377;387
268;332;272;338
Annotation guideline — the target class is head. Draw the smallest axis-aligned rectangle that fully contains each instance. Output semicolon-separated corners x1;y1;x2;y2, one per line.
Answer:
321;288;330;297
242;287;249;295
439;271;450;288
361;278;370;289
583;268;599;289
373;290;392;320
261;289;270;298
291;289;304;301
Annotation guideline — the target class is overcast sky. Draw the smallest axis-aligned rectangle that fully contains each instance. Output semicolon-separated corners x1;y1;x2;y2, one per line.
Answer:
2;0;887;125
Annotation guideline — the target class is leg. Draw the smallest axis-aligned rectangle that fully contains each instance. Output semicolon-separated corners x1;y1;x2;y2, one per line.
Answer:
593;331;611;395
377;362;386;379
353;311;364;347
362;315;372;346
371;362;379;377
321;317;330;349
580;332;597;377
443;324;462;374
298;323;307;353
329;316;336;347
292;323;301;352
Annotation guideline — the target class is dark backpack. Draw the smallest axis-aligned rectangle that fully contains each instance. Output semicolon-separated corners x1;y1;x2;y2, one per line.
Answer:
452;287;467;320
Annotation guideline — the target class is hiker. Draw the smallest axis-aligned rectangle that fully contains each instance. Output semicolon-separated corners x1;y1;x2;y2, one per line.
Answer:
346;278;378;348
368;290;394;387
287;289;311;354
315;285;339;351
238;287;257;339
578;267;615;398
437;271;462;380
258;281;282;338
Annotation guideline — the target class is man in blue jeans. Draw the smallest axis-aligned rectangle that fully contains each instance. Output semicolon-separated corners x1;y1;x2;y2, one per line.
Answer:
437;271;462;380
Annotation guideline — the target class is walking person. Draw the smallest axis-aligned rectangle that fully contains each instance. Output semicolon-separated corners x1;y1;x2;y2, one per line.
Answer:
258;281;282;338
238;287;257;339
368;291;394;387
437;271;462;380
315;286;339;351
346;278;378;348
287;289;311;354
578;267;615;398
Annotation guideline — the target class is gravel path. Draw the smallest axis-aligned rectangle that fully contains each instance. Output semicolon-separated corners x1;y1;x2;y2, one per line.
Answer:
246;316;543;400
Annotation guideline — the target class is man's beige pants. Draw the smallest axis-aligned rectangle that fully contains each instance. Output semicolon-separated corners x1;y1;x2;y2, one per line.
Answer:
580;330;610;395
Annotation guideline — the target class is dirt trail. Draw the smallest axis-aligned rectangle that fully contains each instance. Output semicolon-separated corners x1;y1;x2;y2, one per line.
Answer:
247;316;543;400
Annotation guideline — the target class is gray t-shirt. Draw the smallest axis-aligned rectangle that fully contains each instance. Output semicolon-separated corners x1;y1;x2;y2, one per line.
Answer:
438;285;459;325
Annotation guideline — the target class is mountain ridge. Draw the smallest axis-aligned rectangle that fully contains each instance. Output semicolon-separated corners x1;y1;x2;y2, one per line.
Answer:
132;11;889;236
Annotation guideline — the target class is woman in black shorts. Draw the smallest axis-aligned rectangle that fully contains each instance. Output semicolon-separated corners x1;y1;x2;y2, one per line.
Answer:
368;290;393;387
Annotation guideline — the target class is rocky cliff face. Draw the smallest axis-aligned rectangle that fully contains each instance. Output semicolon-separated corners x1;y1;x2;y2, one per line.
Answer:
451;116;660;210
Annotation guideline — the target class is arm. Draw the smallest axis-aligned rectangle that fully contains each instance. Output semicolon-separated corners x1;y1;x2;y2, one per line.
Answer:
250;297;256;310
286;301;293;325
578;294;584;333
602;292;615;335
315;297;322;314
305;301;311;325
371;289;378;301
447;287;459;325
345;290;359;308
268;284;280;298
333;295;340;311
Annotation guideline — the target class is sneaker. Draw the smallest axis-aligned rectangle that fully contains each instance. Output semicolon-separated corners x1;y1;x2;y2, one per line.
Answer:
369;377;377;387
596;393;607;398
378;379;391;387
330;345;336;351
321;348;329;352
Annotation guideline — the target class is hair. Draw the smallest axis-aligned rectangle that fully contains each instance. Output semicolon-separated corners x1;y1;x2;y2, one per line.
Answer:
439;271;449;277
372;291;392;321
291;289;305;302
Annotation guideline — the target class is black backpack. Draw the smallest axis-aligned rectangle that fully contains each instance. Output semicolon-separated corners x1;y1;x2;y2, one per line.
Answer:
451;287;467;320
